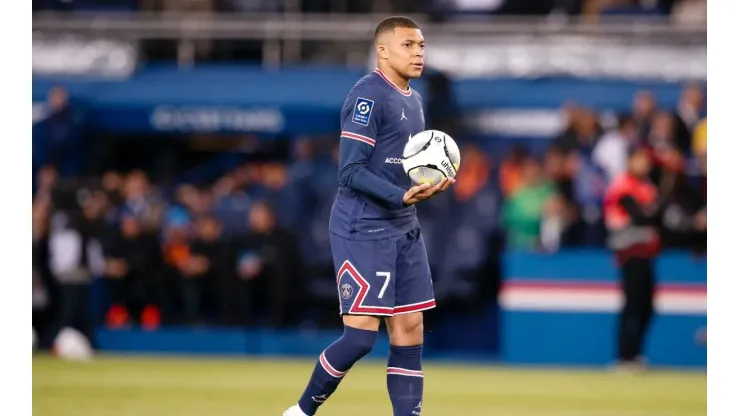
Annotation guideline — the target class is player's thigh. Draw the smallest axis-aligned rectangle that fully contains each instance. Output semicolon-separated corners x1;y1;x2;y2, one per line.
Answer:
393;228;436;315
330;233;398;319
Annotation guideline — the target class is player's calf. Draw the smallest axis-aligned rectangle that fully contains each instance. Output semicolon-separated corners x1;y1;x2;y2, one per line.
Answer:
295;324;378;415
386;312;425;416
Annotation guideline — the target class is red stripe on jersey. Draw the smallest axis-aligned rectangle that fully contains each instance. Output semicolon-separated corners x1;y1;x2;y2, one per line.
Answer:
393;300;437;315
337;260;394;316
374;68;413;96
387;367;424;377
340;131;376;146
319;351;346;378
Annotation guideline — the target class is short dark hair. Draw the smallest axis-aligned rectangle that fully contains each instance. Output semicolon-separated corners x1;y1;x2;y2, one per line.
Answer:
617;113;635;130
374;16;420;42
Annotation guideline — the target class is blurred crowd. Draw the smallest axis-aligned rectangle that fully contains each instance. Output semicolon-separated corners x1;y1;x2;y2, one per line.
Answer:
32;135;500;339
500;84;707;252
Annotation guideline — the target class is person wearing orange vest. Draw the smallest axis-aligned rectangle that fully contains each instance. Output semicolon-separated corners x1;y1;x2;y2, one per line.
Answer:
603;146;663;368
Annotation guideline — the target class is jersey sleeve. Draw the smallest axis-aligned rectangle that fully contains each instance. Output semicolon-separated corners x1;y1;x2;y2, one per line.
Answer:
337;87;407;209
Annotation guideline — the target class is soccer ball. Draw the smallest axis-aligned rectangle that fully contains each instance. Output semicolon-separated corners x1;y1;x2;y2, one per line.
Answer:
402;130;461;186
53;327;94;361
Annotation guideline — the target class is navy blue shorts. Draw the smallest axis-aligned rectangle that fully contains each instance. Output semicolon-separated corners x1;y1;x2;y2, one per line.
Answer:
330;228;436;317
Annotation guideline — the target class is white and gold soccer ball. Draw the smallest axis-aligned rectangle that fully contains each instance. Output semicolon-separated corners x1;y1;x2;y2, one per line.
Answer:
402;130;461;186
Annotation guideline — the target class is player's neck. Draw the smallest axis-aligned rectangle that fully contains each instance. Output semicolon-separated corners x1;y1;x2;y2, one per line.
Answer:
375;65;410;91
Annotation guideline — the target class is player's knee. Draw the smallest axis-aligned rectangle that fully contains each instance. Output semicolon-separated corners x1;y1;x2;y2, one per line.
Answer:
387;313;424;346
341;326;377;356
343;314;381;331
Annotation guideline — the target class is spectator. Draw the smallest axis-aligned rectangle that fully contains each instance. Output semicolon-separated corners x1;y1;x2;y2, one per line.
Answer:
253;162;300;228
632;90;658;141
43;208;102;346
543;147;575;202
673;84;706;155
571;151;609;246
179;215;229;325
543;147;580;246
659;164;706;250
289;138;323;219
540;192;571;252
234;201;304;328
34;165;58;208
592;115;638;181
212;173;253;236
175;184;200;212
101;170;125;208
121;170;164;232
554;105;603;154
103;212;163;328
553;102;581;152
498;144;529;198
453;144;494;203
646;111;684;189
574;108;603;154
501;156;557;250
160;208;192;321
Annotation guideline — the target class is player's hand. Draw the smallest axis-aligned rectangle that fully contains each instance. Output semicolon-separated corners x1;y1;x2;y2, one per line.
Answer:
403;178;455;205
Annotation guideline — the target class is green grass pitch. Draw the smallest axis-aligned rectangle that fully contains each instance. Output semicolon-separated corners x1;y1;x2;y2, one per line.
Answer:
33;355;706;416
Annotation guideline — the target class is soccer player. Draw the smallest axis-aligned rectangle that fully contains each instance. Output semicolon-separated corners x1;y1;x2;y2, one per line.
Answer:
283;16;454;416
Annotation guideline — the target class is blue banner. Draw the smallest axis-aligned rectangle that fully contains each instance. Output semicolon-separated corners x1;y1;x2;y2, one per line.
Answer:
33;65;689;138
90;105;341;135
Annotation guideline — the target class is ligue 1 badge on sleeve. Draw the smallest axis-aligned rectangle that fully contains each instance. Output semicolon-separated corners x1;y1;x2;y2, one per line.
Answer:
352;97;374;126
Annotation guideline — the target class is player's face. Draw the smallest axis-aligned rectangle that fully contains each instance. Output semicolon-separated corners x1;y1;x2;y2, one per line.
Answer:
385;27;425;79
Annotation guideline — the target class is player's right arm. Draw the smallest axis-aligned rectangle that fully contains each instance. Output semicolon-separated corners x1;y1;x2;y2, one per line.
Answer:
337;88;409;209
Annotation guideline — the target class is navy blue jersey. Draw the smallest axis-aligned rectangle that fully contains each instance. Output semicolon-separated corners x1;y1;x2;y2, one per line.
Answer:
329;68;426;241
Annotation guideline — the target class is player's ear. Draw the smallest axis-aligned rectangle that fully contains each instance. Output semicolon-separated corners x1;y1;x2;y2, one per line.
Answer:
376;43;389;60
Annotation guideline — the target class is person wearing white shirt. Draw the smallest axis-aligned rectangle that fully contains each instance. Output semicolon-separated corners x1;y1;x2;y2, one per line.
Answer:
592;115;638;182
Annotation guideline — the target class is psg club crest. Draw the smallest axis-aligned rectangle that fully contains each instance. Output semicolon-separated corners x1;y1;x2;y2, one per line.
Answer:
340;283;353;300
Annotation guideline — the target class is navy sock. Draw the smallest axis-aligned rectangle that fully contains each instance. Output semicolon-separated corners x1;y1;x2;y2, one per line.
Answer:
297;326;377;415
387;344;424;416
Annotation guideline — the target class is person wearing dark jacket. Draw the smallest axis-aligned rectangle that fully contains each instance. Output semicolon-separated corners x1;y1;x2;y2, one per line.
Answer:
102;211;163;327
603;146;665;367
233;201;304;328
180;214;230;324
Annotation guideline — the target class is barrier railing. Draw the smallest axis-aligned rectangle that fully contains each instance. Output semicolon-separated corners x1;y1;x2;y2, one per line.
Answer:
32;12;706;77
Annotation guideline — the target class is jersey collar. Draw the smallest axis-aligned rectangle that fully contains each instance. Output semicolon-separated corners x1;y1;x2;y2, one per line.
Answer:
374;68;412;97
